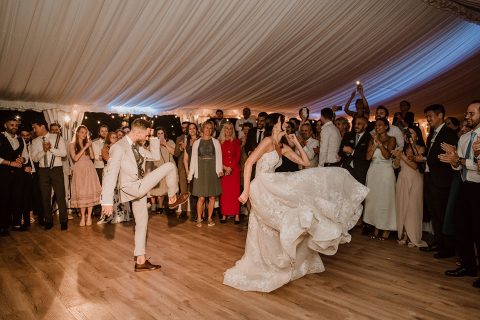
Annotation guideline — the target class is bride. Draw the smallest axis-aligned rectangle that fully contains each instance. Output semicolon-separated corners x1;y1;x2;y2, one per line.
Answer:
223;113;369;292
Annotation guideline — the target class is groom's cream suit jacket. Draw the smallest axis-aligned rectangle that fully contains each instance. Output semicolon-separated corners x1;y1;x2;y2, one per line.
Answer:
101;136;160;205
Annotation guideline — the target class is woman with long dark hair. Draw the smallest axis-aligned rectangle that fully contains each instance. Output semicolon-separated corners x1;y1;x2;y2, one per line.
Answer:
363;118;397;240
69;125;101;226
224;113;368;292
392;128;427;247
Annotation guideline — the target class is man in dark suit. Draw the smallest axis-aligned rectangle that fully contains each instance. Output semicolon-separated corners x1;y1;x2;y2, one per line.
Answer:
0;118;29;235
339;116;371;185
415;104;458;258
244;112;268;156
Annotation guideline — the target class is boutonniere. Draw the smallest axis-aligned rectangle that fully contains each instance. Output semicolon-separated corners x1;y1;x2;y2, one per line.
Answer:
349;140;354;144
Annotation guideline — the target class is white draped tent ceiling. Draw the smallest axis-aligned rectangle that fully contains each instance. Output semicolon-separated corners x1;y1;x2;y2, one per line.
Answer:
1;0;480;120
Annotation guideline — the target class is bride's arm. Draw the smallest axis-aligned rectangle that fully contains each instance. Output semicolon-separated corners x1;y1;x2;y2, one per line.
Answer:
238;137;274;204
282;134;310;167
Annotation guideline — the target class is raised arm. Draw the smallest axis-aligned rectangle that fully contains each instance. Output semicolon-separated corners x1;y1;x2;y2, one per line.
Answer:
378;136;396;159
162;139;175;156
283;134;310;167
366;138;376;161
69;141;91;162
357;84;370;117
344;90;357;118
101;144;122;208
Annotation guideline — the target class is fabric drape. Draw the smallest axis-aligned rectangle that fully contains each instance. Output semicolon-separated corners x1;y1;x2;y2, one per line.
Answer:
0;0;479;117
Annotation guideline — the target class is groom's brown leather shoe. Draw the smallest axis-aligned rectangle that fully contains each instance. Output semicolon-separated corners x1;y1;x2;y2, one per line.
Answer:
168;192;190;209
134;260;161;272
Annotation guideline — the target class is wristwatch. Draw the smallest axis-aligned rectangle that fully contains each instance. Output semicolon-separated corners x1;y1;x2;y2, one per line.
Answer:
455;157;464;167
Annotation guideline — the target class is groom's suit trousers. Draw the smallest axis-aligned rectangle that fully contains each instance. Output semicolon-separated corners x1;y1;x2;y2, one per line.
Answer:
122;162;178;256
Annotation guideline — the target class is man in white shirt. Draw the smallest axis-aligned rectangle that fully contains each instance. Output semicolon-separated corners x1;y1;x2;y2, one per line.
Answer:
440;101;480;284
92;124;108;184
235;107;257;139
371;106;404;150
0;118;29;235
318;108;341;167
49;123;72;218
298;123;319;168
31;119;68;230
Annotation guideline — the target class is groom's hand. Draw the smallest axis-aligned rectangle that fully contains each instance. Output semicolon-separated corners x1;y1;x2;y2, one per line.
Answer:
102;205;113;217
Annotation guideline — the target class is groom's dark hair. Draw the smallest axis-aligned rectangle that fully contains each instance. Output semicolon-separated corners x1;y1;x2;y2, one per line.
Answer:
131;118;151;130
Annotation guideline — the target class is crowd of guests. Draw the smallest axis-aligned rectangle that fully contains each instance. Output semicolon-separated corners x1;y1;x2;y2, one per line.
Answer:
1;87;479;288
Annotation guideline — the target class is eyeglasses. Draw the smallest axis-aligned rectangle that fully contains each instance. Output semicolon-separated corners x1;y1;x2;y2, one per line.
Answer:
464;112;477;118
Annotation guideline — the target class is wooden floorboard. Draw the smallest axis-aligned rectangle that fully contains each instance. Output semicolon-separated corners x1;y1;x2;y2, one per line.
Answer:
0;213;479;320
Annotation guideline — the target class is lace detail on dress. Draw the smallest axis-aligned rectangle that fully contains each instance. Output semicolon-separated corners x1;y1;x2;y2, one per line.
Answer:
223;150;369;292
255;150;282;174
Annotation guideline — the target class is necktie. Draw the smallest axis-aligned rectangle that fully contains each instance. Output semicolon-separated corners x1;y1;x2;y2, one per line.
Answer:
426;130;438;157
462;131;477;181
258;130;264;144
42;137;48;167
131;144;145;178
355;133;360;146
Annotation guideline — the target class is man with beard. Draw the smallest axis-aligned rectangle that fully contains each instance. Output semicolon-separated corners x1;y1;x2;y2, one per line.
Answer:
0;118;29;235
298;123;319;168
339;116;372;185
414;104;458;258
440;101;480;287
31;118;69;230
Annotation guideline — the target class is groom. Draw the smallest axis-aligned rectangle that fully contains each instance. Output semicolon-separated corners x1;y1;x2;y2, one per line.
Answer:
101;118;188;272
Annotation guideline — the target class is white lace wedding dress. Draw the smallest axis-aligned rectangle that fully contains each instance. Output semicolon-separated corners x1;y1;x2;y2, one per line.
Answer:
223;150;369;292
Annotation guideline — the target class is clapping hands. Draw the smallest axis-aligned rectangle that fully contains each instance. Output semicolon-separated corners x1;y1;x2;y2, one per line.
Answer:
473;137;480;157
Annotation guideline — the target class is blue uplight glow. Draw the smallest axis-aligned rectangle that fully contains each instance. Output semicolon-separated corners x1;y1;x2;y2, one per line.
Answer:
316;21;480;110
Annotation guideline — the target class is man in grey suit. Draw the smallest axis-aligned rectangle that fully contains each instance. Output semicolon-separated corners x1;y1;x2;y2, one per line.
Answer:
101;119;188;272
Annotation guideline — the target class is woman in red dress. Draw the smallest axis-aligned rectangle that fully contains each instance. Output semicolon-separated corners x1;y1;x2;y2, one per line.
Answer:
219;122;241;224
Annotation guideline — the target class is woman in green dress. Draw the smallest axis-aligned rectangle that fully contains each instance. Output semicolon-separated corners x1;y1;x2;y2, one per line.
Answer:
187;121;223;227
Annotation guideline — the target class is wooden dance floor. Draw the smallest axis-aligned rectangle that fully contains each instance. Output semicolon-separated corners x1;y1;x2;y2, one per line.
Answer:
1;213;479;320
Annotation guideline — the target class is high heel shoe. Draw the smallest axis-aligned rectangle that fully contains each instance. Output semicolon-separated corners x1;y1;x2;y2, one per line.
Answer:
196;219;202;228
86;217;92;226
80;218;86;227
207;219;215;227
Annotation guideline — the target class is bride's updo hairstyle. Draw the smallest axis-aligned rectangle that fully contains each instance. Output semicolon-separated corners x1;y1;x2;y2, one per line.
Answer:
264;113;285;137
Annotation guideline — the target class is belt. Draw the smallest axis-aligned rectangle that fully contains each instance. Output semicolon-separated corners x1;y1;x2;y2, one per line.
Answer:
324;162;341;167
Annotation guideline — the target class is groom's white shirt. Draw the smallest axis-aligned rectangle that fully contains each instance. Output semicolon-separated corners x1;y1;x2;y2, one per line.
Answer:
101;135;161;205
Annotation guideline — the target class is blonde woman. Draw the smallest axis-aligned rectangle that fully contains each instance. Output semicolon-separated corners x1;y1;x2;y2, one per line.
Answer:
187;121;223;227
218;122;241;223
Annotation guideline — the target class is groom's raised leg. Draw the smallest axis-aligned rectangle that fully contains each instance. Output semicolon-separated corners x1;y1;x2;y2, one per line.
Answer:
138;162;178;198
